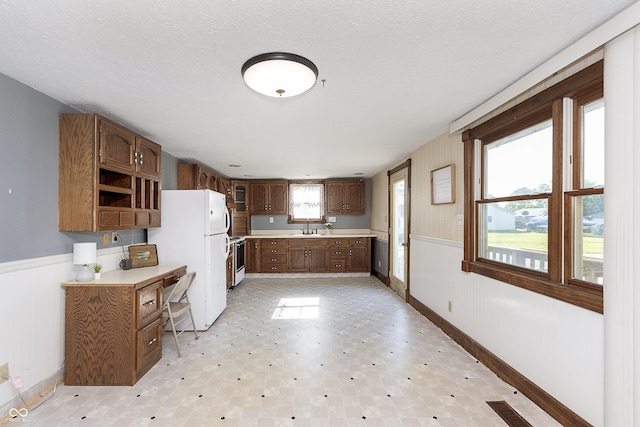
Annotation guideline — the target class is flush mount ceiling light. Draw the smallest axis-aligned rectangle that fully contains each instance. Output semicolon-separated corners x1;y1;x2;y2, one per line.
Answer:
241;52;318;98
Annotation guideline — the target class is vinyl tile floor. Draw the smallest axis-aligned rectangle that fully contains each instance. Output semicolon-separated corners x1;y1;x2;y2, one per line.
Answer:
18;276;561;426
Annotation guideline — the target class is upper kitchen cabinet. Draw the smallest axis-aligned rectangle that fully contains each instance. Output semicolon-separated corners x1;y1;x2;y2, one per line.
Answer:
217;176;232;200
59;114;162;231
326;180;365;214
249;182;288;215
178;163;218;190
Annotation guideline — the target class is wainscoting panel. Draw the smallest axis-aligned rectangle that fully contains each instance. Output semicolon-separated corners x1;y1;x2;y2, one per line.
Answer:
409;234;604;426
0;247;129;413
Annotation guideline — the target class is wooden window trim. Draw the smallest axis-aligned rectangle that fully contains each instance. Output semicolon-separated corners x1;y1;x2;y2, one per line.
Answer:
462;60;603;314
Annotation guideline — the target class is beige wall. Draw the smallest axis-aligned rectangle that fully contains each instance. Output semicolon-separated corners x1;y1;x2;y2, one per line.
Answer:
410;131;464;241
370;131;464;241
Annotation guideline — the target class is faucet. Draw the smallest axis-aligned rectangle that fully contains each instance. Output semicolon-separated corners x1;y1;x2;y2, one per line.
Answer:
303;219;312;235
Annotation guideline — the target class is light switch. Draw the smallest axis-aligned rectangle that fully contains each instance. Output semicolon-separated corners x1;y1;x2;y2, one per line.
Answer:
328;217;336;223
456;214;464;226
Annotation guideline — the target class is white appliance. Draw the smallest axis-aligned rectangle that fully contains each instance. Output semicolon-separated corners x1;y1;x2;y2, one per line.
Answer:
148;189;231;330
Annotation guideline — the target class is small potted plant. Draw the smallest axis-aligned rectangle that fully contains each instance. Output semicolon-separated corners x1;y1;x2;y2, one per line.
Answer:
323;222;333;235
91;263;103;280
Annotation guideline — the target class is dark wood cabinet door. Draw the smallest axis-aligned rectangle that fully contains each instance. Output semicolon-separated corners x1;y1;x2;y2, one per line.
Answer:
231;211;250;237
268;182;288;214
308;247;328;272
288;248;308;272
246;239;260;273
326;181;345;214
218;177;232;197
197;166;210;190
345;181;365;214
226;252;234;289
249;183;268;214
99;119;136;172
135;137;162;178
349;246;370;272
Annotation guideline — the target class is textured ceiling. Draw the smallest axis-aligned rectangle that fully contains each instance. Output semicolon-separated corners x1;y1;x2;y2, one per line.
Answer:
0;0;635;179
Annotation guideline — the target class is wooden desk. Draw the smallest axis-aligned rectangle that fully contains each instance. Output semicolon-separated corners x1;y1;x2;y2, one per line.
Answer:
62;265;187;386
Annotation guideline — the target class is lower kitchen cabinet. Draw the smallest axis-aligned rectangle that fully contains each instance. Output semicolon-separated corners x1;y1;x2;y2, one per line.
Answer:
328;238;349;272
348;238;371;272
62;265;186;386
226;247;234;289
245;237;370;274
259;238;288;273
288;238;328;272
246;238;260;273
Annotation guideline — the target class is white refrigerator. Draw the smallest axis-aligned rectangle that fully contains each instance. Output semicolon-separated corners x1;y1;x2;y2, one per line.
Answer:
148;189;231;330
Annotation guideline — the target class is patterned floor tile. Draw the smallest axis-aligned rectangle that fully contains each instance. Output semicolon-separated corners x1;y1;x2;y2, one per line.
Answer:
13;276;561;426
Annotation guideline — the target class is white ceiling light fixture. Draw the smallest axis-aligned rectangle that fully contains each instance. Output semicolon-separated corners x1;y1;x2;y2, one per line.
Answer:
241;52;318;98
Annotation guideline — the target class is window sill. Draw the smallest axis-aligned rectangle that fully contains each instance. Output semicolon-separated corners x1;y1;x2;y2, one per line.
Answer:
462;260;603;313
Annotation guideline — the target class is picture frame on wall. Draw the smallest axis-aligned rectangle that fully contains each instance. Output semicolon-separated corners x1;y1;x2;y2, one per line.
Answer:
431;164;455;205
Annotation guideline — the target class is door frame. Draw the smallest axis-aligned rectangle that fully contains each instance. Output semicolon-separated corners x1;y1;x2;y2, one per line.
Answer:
387;159;411;301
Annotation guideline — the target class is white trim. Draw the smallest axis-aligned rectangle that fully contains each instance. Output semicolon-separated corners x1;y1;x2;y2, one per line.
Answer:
409;234;463;249
0;246;125;275
449;2;640;134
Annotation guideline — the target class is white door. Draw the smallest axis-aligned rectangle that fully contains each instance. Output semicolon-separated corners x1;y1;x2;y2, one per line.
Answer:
390;168;409;299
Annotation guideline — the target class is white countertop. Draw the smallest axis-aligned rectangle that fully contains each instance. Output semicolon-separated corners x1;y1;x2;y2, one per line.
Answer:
62;265;186;287
245;234;375;239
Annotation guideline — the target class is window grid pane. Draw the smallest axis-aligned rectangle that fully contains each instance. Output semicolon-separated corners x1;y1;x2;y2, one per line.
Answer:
478;200;549;273
484;120;553;199
570;194;604;284
581;99;605;188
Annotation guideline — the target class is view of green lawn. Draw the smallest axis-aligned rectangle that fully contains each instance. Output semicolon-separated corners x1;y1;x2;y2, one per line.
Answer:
488;231;604;254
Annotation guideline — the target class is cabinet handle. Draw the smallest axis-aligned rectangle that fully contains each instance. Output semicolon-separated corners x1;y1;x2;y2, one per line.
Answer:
264;205;268;211
142;299;156;307
133;152;139;164
346;204;349;210
139;152;144;165
146;337;157;346
268;204;271;210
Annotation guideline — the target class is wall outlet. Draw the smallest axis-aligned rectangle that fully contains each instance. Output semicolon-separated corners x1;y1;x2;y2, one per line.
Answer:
0;362;8;385
102;233;109;246
269;217;274;224
112;231;118;243
456;214;464;226
378;260;382;268
448;301;452;313
327;216;336;223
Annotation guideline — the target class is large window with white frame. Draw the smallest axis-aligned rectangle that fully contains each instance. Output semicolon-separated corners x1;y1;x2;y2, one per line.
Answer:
462;60;603;313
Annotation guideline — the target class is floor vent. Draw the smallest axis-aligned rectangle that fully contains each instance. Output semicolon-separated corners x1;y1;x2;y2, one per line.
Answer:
486;401;532;427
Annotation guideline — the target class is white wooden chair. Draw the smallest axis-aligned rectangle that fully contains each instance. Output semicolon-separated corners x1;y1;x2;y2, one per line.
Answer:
162;271;199;357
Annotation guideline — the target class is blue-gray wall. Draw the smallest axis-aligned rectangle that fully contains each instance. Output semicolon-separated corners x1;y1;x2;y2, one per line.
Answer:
161;151;180;190
371;238;388;278
0;73;145;263
0;69;373;263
